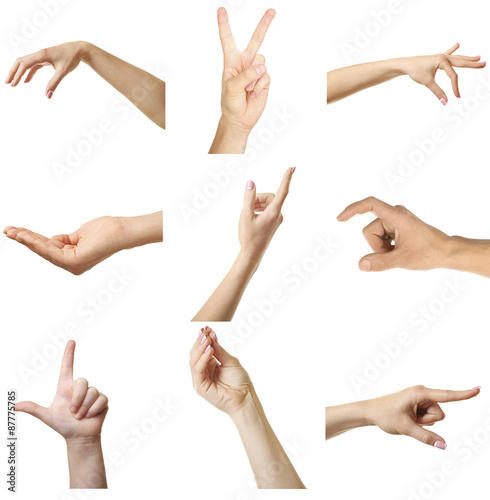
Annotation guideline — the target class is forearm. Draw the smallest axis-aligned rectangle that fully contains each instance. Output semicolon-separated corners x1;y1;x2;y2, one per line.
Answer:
325;400;374;440
120;211;163;249
66;437;107;489
209;117;250;154
192;251;257;321
231;391;305;489
327;58;406;104
444;236;490;278
80;42;165;129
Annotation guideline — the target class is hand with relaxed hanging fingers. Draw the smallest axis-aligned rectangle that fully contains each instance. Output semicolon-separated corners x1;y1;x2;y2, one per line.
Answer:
189;327;305;488
15;341;108;488
5;41;166;128
337;197;454;272
400;43;486;105
239;167;294;265
190;326;254;415
209;8;275;153
4;211;163;275
326;385;481;450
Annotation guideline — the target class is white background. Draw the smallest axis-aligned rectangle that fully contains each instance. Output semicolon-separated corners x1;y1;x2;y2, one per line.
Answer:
1;0;489;499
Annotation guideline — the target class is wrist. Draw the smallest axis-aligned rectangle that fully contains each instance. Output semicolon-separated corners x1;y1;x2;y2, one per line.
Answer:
79;41;97;65
229;388;266;428
116;212;163;249
210;116;250;154
388;57;412;77
444;236;487;272
66;435;102;456
234;249;261;277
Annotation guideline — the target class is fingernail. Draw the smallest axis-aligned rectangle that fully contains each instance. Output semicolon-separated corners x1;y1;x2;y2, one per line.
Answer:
360;259;371;272
69;406;77;413
75;412;83;420
255;65;265;76
291;167;296;174
472;386;481;390
10;81;15;87
250;91;256;98
245;82;253;91
200;335;207;345
440;98;447;106
434;441;447;450
481;61;487;65
15;236;24;244
47;90;53;99
246;180;254;190
212;331;218;343
198;330;203;338
205;345;211;353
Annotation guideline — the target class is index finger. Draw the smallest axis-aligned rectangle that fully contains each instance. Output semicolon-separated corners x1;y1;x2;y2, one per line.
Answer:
245;9;276;58
217;7;236;54
58;340;75;385
444;43;460;56
337;197;397;222
270;167;294;212
424;387;481;403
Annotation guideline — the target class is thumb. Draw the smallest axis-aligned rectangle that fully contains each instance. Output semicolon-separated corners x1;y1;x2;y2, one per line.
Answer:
229;65;267;93
15;401;49;424
358;251;399;272
405;422;447;450
210;333;238;365
45;70;66;99
426;80;448;106
242;180;256;216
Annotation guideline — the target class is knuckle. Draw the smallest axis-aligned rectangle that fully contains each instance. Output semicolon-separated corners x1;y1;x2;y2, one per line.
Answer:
419;433;431;445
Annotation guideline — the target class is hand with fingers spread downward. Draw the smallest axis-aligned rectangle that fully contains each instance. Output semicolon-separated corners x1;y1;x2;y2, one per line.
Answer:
326;385;481;450
4;211;163;275
16;341;108;488
6;41;165;128
327;43;485;105
193;168;294;321
209;8;276;153
190;327;305;489
337;196;490;277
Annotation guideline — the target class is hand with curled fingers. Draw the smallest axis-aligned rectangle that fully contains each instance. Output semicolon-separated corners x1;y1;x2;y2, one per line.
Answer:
192;168;294;321
400;43;486;105
15;341;108;488
4;211;163;275
210;8;275;153
190;327;254;415
337;197;454;272
326;385;481;450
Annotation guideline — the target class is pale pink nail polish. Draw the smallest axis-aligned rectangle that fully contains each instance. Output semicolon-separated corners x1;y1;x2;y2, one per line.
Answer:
250;91;256;98
245;83;253;91
434;440;447;450
47;90;53;99
440;98;447;106
69;406;77;413
255;65;265;75
481;61;487;65
291;167;296;174
205;345;211;353
212;331;218;343
200;335;207;345
75;412;83;420
472;386;481;390
246;180;254;190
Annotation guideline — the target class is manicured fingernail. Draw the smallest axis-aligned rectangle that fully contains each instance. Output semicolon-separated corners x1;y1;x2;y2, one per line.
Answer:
440;98;447;106
246;180;254;190
245;82;253;91
250;91;256;98
291;167;296;174
472;386;481;390
212;331;218;343
75;412;83;420
255;65;265;76
10;81;15;87
69;406;77;413
360;259;371;272
205;345;211;353
198;330;203;338
434;440;447;450
481;61;487;65
47;90;53;99
200;335;207;345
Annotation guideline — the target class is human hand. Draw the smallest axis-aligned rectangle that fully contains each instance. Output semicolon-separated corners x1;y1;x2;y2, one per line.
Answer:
4;212;162;275
6;41;88;99
337;196;454;272
399;43;486;105
210;8;275;153
15;340;108;442
238;167;294;266
189;326;255;416
365;385;480;449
